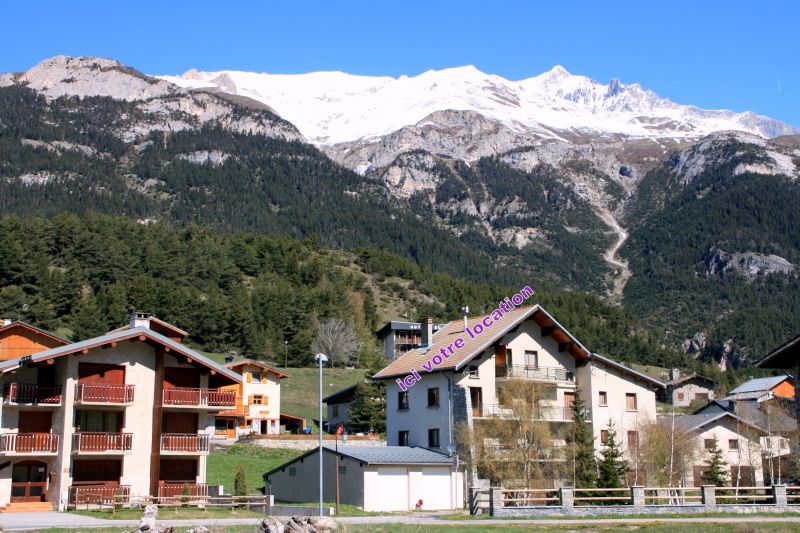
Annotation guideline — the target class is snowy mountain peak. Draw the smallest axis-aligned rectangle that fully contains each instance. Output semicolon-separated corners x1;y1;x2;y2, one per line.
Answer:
159;64;798;145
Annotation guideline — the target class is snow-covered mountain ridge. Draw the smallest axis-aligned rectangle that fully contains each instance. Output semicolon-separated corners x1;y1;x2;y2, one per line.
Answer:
159;64;799;145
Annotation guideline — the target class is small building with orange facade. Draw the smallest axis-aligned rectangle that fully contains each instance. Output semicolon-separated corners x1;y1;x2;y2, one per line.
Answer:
214;360;289;439
0;320;70;362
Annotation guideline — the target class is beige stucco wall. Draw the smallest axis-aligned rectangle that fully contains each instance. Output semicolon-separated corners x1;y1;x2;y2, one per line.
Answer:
689;417;764;486
579;361;657;457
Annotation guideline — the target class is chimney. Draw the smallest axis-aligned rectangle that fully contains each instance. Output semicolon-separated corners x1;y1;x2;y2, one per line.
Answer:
669;368;680;381
1;319;11;326
422;317;433;348
462;306;469;333
129;309;152;330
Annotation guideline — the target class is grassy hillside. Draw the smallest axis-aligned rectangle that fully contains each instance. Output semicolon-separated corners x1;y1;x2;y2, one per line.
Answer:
207;444;302;494
280;367;365;431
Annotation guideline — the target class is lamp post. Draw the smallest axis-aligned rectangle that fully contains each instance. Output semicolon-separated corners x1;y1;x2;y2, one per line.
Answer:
284;338;289;368
314;352;328;517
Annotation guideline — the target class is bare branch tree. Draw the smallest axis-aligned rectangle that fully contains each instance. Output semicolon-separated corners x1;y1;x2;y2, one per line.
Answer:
311;318;361;367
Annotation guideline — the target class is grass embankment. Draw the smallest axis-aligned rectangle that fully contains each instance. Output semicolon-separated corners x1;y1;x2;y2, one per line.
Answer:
207;444;303;493
70;506;265;520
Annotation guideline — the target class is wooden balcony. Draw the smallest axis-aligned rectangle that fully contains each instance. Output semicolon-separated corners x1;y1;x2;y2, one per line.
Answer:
162;387;236;408
496;365;574;382
4;383;62;406
69;484;130;507
217;404;249;417
72;432;133;454
74;383;135;405
0;433;59;455
158;482;208;502
160;433;210;454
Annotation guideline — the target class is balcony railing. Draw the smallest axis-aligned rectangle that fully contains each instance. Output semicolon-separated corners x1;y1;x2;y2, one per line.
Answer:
163;387;237;407
497;365;574;382
4;383;62;405
473;403;574;422
72;432;133;453
69;484;130;507
74;383;135;404
158;483;208;501
217;404;250;416
0;433;59;454
160;433;210;453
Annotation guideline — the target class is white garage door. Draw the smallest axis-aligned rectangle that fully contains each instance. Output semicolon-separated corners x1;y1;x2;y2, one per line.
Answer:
414;467;452;510
376;467;409;511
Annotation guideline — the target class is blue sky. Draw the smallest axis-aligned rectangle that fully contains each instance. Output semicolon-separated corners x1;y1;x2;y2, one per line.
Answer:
3;1;798;126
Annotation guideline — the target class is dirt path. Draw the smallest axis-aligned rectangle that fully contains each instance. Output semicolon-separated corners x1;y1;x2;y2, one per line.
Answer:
596;207;631;299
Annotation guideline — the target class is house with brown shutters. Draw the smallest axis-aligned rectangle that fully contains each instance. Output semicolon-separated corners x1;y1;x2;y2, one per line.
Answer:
373;305;664;471
658;369;715;407
0;312;240;512
214;360;288;439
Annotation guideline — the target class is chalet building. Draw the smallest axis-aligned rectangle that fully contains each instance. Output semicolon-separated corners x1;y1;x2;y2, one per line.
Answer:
756;336;800;423
658;369;715;407
0;320;70;361
214;360;288;439
323;384;358;433
377;320;445;360
724;375;795;402
673;404;795;487
0;313;240;512
374;305;663;467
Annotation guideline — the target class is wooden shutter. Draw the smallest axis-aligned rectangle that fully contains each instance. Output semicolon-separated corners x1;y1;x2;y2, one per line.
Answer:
246;373;252;383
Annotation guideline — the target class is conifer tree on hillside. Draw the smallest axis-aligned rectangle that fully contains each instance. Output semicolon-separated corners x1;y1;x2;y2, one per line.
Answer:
702;435;729;486
597;420;629;489
566;388;597;487
347;356;388;434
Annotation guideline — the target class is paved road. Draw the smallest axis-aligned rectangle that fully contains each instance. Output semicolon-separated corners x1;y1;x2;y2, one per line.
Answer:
2;511;800;531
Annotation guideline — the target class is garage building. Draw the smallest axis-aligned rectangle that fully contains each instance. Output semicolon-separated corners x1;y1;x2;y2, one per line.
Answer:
264;445;463;512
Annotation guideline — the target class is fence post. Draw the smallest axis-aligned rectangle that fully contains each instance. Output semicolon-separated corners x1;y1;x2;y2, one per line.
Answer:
559;486;574;511
701;485;716;510
631;486;645;509
772;485;787;510
489;487;502;516
468;487;477;515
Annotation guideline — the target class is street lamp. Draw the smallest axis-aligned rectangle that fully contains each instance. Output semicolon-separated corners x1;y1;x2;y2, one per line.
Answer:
314;352;329;517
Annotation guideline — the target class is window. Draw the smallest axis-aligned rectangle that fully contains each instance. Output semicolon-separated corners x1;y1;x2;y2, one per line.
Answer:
600;430;609;445
625;393;637;411
524;350;538;369
598;391;608;406
677;391;685;401
627;431;639;448
696;392;709;401
398;391;409;410
398;430;410;446
428;428;440;448
728;439;739;450
251;372;263;383
288;467;296;477
467;365;479;378
427;387;440;407
704;439;715;450
332;405;339;417
252;395;263;405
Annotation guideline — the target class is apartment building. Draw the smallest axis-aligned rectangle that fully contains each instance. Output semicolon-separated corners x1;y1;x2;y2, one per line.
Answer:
377;320;446;360
0;313;240;511
215;360;288;438
374;305;663;466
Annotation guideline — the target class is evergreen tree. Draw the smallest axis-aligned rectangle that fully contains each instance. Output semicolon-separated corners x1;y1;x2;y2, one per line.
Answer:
566;388;596;487
347;357;388;434
234;465;248;496
597;420;629;489
70;292;107;341
702;435;729;486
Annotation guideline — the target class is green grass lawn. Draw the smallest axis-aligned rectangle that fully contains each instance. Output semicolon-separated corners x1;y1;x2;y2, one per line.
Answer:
71;506;266;520
207;444;303;494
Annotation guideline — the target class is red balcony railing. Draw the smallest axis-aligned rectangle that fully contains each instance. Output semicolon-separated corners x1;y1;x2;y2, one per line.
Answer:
74;383;135;404
163;387;236;407
72;432;133;453
158;483;208;501
0;433;59;454
69;484;130;506
4;383;62;405
160;433;210;453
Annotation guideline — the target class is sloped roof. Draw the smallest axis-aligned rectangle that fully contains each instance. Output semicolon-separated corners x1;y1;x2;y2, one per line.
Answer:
263;445;452;478
322;383;358;404
109;316;188;339
0;320;70;345
672;410;764;435
373;304;664;389
0;327;241;383
729;375;793;395
694;399;797;433
225;359;289;379
757;334;800;369
666;373;715;387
